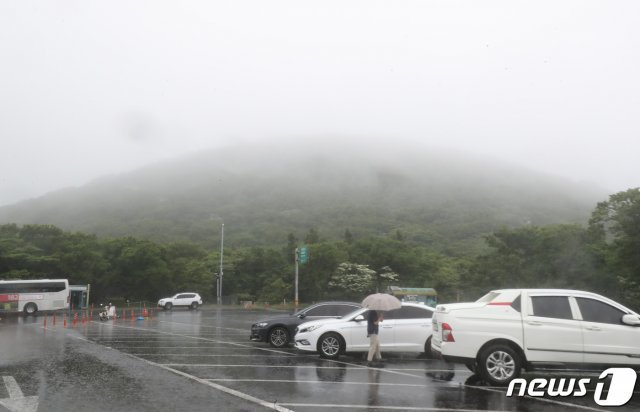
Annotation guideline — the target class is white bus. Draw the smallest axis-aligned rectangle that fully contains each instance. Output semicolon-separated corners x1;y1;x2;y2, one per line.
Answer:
0;279;70;315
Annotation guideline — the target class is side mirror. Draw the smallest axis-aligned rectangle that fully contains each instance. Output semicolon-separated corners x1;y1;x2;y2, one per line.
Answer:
353;315;365;322
622;314;640;326
298;313;306;319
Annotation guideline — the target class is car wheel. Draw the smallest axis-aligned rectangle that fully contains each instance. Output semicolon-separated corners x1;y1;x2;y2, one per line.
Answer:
268;327;289;348
23;302;38;316
318;332;343;359
164;302;173;310
190;302;199;310
478;344;522;386
423;336;433;358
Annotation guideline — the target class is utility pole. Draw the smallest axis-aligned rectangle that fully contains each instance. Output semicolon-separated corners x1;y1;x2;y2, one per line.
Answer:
294;247;299;308
218;223;224;305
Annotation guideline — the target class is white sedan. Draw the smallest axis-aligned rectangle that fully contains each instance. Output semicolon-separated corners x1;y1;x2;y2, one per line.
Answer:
294;302;434;359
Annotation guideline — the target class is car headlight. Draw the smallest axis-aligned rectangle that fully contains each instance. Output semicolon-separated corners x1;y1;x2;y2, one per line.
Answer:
299;324;321;333
255;322;268;328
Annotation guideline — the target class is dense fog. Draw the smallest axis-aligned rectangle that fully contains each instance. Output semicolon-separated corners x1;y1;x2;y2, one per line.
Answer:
1;1;639;206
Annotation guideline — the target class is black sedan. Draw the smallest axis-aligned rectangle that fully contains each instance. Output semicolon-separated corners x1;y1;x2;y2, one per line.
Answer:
250;301;361;347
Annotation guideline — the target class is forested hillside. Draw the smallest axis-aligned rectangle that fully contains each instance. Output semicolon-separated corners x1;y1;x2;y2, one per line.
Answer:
0;188;638;310
4;142;635;310
0;141;603;254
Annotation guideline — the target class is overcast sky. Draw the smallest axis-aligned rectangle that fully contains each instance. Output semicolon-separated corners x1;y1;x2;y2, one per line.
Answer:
1;1;638;206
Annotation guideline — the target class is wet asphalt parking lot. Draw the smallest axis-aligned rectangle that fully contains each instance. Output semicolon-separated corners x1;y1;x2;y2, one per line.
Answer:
1;307;639;412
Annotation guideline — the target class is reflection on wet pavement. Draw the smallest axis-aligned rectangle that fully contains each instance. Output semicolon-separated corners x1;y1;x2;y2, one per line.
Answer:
2;308;639;411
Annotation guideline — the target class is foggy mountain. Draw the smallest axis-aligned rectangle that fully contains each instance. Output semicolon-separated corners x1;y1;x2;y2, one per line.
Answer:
0;140;606;254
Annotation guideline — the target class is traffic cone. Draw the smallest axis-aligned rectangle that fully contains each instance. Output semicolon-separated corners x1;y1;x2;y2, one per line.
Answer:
142;306;148;318
63;313;67;328
131;308;135;321
43;315;47;328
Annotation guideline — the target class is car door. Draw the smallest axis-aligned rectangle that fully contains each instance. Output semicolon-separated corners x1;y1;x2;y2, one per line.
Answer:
523;293;583;363
575;296;640;366
389;305;433;352
176;294;192;306
174;294;186;306
345;310;370;351
377;310;396;350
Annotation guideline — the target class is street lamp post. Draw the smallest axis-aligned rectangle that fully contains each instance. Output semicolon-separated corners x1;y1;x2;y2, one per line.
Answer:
294;247;299;308
218;223;224;305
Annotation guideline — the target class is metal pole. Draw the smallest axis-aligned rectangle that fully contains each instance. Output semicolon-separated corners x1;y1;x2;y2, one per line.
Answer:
294;247;299;308
219;223;224;305
216;275;219;304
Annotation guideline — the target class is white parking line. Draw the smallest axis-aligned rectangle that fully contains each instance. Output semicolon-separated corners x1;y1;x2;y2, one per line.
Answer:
84;321;615;412
162;364;463;374
82;321;295;411
129;354;294;412
463;385;611;412
95;346;263;349
162;363;432;379
132;354;295;357
164;364;363;368
91;323;297;355
207;378;429;387
278;404;506;412
156;320;247;332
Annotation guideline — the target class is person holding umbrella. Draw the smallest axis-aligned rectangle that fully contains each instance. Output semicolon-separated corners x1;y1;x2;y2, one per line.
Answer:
361;293;402;367
367;309;384;366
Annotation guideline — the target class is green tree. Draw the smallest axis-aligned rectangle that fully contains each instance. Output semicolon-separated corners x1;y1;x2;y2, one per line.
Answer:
300;241;348;301
101;237;170;302
225;246;289;301
589;188;640;307
257;277;292;304
164;241;211;299
344;229;354;244
305;228;320;244
284;233;298;264
328;262;376;299
465;224;604;300
374;266;399;292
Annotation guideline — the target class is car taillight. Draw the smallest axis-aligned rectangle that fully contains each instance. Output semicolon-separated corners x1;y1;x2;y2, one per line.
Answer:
442;322;455;342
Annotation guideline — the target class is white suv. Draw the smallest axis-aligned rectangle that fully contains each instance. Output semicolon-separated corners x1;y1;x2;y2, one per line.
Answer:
431;289;640;385
157;293;202;310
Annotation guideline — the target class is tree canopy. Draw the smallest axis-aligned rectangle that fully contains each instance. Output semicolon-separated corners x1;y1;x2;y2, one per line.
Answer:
1;188;638;311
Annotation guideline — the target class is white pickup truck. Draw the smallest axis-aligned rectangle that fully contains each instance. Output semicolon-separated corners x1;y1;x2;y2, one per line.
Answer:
431;289;640;385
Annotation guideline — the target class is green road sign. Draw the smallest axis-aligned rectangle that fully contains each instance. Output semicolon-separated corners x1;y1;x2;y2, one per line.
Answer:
298;246;309;264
